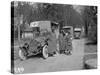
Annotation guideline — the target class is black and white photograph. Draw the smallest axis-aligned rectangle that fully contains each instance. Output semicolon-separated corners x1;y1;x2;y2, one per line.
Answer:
11;1;97;74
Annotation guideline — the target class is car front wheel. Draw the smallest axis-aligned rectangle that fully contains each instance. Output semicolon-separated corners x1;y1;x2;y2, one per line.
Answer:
42;45;48;59
18;49;27;60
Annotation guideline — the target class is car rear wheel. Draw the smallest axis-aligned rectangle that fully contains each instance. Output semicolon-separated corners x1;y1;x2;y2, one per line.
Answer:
42;45;48;59
19;49;27;60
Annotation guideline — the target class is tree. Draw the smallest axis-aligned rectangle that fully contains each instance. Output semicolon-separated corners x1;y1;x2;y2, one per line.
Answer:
83;6;97;42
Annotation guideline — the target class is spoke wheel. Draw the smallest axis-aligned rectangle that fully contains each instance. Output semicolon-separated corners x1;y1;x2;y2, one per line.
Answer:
42;45;48;59
19;49;27;60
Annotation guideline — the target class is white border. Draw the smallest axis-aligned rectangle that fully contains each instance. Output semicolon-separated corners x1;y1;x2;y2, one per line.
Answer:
0;0;100;75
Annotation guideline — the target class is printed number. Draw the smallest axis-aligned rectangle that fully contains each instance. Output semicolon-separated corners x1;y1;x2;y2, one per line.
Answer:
14;67;24;73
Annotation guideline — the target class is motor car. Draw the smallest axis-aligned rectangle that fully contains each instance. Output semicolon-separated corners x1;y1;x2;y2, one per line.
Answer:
59;26;73;55
74;28;81;39
18;21;59;60
19;34;49;60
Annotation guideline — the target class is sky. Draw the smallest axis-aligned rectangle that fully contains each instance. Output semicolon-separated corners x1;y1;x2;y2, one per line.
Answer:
72;5;85;15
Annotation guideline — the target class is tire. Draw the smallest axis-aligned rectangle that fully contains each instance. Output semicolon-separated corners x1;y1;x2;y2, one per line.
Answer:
18;49;27;60
42;45;48;59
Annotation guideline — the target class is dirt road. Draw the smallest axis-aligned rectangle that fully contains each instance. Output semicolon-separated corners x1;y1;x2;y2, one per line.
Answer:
14;39;85;74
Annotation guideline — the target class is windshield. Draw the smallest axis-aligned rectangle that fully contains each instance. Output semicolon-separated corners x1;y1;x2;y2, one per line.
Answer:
63;28;71;33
